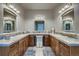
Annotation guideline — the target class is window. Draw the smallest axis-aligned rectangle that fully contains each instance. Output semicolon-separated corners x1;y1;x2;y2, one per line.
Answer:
4;23;11;32
35;21;45;32
65;23;70;30
63;20;73;31
4;20;15;33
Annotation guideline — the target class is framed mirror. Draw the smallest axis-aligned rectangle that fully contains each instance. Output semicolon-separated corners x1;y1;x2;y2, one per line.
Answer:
63;20;73;31
3;8;16;33
62;9;74;32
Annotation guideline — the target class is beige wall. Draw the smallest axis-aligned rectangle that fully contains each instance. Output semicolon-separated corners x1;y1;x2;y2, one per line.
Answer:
11;4;26;32
53;4;66;32
73;4;79;33
24;10;56;32
0;4;3;33
1;3;79;33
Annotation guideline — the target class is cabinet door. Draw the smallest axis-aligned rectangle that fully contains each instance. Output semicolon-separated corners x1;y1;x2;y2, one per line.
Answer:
25;37;28;48
19;39;25;55
55;39;59;56
43;35;50;46
50;38;54;51
29;35;35;46
59;42;70;56
9;42;19;56
50;36;56;51
50;36;54;50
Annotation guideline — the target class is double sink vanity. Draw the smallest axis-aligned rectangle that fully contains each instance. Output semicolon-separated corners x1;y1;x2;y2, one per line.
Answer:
0;32;79;56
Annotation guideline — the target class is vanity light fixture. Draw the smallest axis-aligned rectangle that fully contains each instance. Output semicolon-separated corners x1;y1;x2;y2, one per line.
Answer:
35;15;45;20
64;5;69;9
9;4;20;13
61;8;65;11
17;11;20;13
66;18;72;20
9;5;14;9
14;8;17;11
58;4;70;14
59;10;62;13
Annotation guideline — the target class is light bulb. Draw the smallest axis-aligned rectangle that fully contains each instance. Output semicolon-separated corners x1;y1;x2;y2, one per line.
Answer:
59;10;62;13
64;5;69;9
61;8;65;11
17;11;20;13
14;8;17;11
9;5;14;9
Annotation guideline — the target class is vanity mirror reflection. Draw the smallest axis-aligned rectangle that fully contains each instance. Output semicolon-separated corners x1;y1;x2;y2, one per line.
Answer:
62;9;74;32
3;8;16;33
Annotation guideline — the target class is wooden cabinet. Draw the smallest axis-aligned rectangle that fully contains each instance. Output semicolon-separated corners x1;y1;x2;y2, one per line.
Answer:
50;36;70;56
1;34;79;56
19;38;25;55
0;35;29;56
50;36;54;50
43;35;50;46
9;42;19;56
59;41;70;56
24;37;29;50
28;35;36;46
19;36;29;56
50;36;59;55
55;39;59;55
50;35;79;56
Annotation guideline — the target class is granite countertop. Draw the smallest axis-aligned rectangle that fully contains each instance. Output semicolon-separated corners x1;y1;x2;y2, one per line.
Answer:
0;33;50;47
0;34;29;46
50;34;79;46
0;33;79;47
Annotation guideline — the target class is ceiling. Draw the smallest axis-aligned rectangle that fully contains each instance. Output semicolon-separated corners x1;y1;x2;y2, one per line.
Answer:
19;3;62;10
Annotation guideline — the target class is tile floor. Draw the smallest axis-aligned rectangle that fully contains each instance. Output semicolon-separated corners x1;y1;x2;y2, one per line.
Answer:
23;47;55;56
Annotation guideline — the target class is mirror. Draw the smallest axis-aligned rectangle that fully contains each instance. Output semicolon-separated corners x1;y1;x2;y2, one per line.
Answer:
62;9;74;32
3;8;16;33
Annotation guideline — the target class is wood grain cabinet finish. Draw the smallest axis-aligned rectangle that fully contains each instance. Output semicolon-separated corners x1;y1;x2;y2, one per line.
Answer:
19;36;29;56
54;39;60;56
50;35;79;56
59;42;70;56
50;36;60;55
50;36;71;56
59;41;79;56
43;35;50;46
1;34;79;56
0;36;29;56
19;38;25;55
28;35;35;46
9;42;19;56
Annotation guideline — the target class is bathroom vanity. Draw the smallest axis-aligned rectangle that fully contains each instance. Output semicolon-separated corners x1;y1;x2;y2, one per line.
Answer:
0;33;79;56
0;34;29;56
